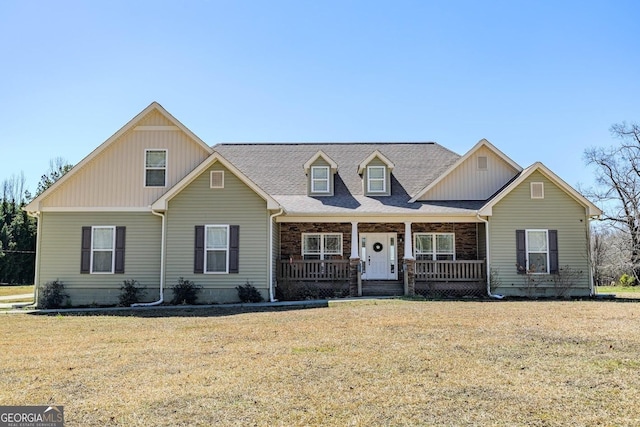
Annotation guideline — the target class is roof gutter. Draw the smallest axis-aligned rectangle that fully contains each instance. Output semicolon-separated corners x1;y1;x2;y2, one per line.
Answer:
132;209;166;307
269;208;285;302
476;213;504;299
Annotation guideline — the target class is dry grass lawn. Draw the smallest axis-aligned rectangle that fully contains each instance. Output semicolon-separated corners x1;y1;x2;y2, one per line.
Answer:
1;299;639;426
0;285;33;297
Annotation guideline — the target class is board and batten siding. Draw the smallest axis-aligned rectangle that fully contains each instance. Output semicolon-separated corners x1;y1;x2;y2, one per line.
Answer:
37;212;162;305
488;171;592;297
165;162;271;303
421;146;519;201
40;116;210;209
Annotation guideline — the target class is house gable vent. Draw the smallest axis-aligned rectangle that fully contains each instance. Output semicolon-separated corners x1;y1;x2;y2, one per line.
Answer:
530;182;544;199
477;156;488;170
210;171;224;189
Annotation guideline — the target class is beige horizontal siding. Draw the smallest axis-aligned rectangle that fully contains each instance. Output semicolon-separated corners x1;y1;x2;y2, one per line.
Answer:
37;212;162;306
165;162;270;303
488;171;591;297
422;146;519;200
40;111;210;209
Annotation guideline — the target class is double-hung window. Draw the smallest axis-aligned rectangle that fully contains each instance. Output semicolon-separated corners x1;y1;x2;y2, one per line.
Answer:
302;233;342;260
311;166;330;193
414;233;455;260
81;226;125;274
205;225;229;273
526;230;548;273
145;149;167;187
367;166;386;193
92;226;115;273
516;229;558;274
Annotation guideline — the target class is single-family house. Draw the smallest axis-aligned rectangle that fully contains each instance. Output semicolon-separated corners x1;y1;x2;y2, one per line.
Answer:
25;102;602;306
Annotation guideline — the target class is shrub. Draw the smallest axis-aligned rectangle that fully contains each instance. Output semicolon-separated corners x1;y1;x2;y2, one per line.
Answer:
619;273;636;287
38;279;68;309
118;279;147;306
170;277;201;305
236;281;264;303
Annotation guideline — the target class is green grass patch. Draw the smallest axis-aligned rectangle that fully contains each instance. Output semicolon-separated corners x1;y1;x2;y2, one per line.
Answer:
597;285;640;295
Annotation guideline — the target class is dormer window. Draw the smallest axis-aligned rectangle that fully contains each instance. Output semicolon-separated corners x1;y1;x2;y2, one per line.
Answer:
304;150;337;196
311;166;330;193
367;166;386;193
358;150;394;196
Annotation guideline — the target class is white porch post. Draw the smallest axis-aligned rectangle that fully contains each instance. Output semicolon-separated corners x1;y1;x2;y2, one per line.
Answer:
349;221;362;296
404;222;413;260
350;222;360;259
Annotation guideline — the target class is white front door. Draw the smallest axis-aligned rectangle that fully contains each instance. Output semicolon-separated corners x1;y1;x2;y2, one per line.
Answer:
360;233;398;280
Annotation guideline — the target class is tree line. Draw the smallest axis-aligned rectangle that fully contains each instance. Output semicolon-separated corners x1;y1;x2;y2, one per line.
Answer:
0;159;72;284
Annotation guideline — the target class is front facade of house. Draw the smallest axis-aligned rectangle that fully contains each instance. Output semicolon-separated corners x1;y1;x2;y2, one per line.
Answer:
25;102;601;306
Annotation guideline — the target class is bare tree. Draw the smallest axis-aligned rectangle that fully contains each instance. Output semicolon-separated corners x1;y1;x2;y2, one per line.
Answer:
35;157;73;197
2;172;28;204
584;122;640;280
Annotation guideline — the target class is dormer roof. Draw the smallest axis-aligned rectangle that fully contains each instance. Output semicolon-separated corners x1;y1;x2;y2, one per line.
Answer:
303;150;338;173
357;150;395;174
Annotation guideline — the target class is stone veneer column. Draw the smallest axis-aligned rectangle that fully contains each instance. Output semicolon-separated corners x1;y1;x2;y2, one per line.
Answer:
349;257;361;297
404;258;416;296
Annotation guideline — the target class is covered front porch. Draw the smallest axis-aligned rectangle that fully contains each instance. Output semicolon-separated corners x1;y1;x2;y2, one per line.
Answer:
275;221;488;300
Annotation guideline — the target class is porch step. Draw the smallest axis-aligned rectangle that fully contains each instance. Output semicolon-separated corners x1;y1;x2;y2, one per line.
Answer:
362;281;404;297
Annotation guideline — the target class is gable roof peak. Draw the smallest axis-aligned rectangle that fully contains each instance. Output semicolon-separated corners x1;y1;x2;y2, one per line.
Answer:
24;102;213;213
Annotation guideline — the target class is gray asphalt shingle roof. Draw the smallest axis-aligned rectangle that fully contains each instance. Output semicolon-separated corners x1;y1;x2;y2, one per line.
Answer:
213;142;483;215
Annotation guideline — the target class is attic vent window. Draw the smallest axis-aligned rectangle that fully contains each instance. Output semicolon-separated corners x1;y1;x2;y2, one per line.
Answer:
210;171;224;189
531;182;544;199
477;156;488;170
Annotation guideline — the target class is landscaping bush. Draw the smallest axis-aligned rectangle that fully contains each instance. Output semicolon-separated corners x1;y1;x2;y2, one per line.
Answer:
619;273;636;287
118;279;147;306
170;277;201;305
236;281;264;303
38;279;68;309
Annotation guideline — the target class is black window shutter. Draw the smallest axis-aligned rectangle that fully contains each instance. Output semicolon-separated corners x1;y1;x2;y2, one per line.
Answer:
229;225;240;274
194;225;204;274
549;230;559;274
81;226;91;274
115;226;126;274
516;229;526;274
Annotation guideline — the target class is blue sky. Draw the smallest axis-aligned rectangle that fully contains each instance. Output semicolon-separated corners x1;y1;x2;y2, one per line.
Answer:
1;0;639;195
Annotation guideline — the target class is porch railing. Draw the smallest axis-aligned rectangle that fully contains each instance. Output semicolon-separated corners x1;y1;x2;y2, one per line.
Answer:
415;260;485;282
277;259;350;282
278;259;485;282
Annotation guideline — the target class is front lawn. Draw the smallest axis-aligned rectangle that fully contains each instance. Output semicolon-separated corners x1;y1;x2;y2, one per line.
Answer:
0;284;33;297
1;300;639;426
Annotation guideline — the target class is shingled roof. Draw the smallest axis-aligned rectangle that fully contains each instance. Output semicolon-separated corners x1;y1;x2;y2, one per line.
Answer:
213;142;485;216
214;142;457;196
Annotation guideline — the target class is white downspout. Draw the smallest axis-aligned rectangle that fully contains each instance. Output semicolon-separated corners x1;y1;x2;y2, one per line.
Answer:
132;210;166;307
31;212;42;308
477;213;503;299
269;208;284;302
